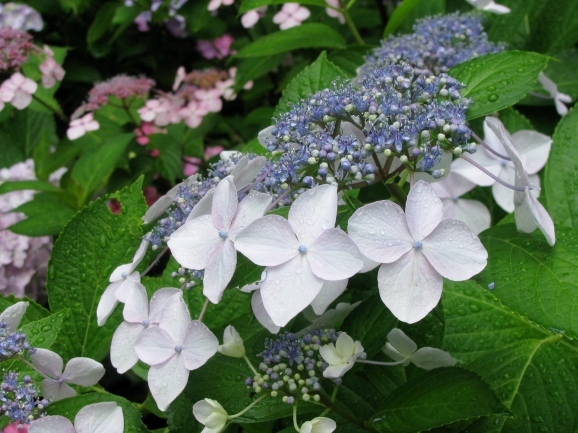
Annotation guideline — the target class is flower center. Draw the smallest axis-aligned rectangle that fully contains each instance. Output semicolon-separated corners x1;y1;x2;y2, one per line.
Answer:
141;320;150;327
174;345;183;353
218;230;228;239
501;160;508;167
298;245;307;254
452;195;459;203
413;240;423;250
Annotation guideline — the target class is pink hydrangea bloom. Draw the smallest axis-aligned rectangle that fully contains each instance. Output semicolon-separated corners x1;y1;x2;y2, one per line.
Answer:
139;97;183;127
39;45;65;89
0;28;34;71
66;112;100;140
196;34;236;60
195;88;223;113
183;145;224;176
3;422;28;433
207;0;234;12
273;3;310;30
0;72;38;110
82;74;155;112
241;7;267;28
325;0;345;24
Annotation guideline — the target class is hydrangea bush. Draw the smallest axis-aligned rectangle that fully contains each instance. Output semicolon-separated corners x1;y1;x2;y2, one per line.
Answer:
0;0;577;432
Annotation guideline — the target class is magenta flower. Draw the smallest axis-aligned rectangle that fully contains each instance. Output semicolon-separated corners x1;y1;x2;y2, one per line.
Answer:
196;34;236;60
273;3;310;30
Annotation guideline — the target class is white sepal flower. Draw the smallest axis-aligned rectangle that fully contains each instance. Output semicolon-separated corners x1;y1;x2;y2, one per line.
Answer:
538;72;572;116
29;402;124;433
319;332;364;378
192;398;228;433
430;169;491;234
485;117;555;245
66;113;100;140
0;72;38;110
348;180;487;324
309;279;348;315
168;176;271;303
466;0;510;14
0;301;28;331
109;239;149;282
31;349;105;402
134;294;219;410
218;325;245;358
111;286;181;373
300;417;337;433
97;272;143;327
383;328;457;370
236;184;363;327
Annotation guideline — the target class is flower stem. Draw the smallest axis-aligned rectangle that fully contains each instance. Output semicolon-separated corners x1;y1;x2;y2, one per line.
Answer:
472;132;511;161
356;359;407;366
319;387;339;417
460;155;526;192
142;247;169;277
197;298;210;322
20;358;52;380
293;404;301;432
340;0;365;45
32;94;67;121
229;394;267;419
318;392;370;430
243;355;259;376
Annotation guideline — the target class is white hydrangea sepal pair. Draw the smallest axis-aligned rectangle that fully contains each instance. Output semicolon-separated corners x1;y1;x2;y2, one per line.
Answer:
319;332;364;379
134;293;218;411
30;349;105;402
0;301;28;331
29;402;124;433
538;73;572;116
383;328;457;370
349;180;488;324
193;399;229;433
168;175;271;304
466;0;510;14
235;184;364;327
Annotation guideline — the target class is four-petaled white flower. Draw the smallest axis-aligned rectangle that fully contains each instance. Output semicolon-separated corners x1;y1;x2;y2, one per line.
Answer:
325;0;345;24
300;417;337;433
273;3;311;30
0;301;28;331
134;293;219;410
0;72;38;110
29;401;124;433
192;398;228;433
485;117;556;245
451;117;552;213
235;184;364;327
348;180;488;324
383;328;457;370
168;175;271;304
66;113;100;140
466;0;510;14
111;286;181;373
538;72;573;116
31;348;105;402
218;325;245;358
319;332;364;378
430;167;491;235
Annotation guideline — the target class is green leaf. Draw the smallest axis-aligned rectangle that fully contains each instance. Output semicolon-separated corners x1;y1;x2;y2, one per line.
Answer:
235;24;346;58
239;0;327;14
47;178;147;362
476;225;578;339
234;54;285;93
486;0;534;47
525;0;578;53
442;280;578;432
149;134;183;183
87;2;119;45
19;310;66;350
0;296;49;325
396;0;445;34
8;193;77;236
0;180;63;195
227;254;265;291
496;107;533;133
545;106;578;228
0;110;58;160
372;368;507;433
449;51;549;120
47;392;149;433
341;294;397;358
71;133;133;205
274;51;346;117
327;46;374;78
383;0;421;37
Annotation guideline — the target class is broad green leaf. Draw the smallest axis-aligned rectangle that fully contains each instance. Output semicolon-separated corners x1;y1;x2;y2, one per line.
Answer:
477;225;578;339
239;0;326;14
328;46;374;78
19;310;66;350
524;0;578;53
274;51;346;117
227;254;264;291
234;54;285;93
47;392;149;433
396;0;445;34
382;0;421;37
87;2;119;44
34;139;78;182
341;294;398;358
496;107;533;133
8;193;77;236
0;110;58;160
545;106;578;228
71;133;133;205
235;24;346;58
372;368;507;433
150;134;183;183
47;178;147;362
0;180;63;195
449;51;549;120
443;280;578;432
486;0;534;47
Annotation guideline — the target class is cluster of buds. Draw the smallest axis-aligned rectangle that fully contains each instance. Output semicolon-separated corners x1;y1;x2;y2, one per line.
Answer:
0;372;48;426
0;320;35;360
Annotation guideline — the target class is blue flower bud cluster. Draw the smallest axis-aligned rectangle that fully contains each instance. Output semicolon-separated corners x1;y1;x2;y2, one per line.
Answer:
0;372;48;425
0;320;35;361
244;329;342;404
264;62;472;182
360;12;504;77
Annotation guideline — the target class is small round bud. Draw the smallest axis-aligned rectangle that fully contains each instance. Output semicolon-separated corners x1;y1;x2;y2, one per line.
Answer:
383;148;392;156
453;147;463;156
399;155;408;163
437;133;446;141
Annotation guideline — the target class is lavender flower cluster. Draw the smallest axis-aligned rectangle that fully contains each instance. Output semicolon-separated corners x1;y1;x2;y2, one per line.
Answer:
265;62;472;181
0;320;35;360
0;372;47;425
245;329;346;404
360;12;504;77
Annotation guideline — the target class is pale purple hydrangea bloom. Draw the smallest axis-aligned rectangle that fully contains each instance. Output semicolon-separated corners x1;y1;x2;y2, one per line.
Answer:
0;3;43;32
